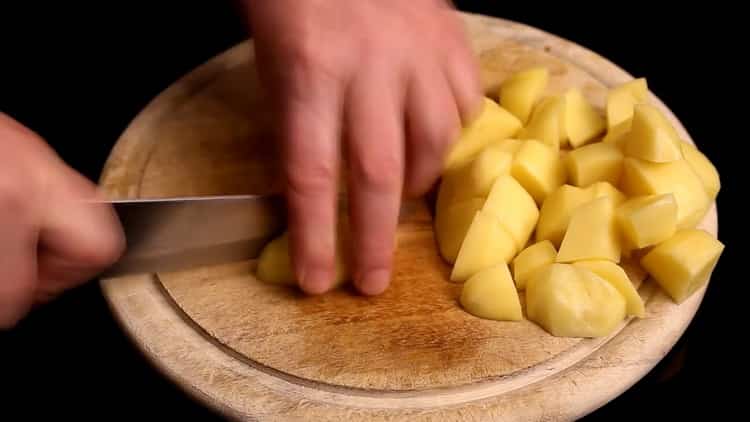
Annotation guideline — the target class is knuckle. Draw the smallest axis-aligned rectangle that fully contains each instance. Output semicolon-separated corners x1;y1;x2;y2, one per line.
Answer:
351;150;402;193
285;160;337;198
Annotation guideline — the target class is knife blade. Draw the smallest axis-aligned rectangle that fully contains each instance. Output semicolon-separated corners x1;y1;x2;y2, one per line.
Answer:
99;194;286;278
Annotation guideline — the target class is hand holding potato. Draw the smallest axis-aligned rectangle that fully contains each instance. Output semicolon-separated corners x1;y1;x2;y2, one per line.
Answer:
243;0;482;295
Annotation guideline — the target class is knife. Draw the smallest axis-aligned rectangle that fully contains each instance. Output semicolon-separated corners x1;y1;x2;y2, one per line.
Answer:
99;194;286;278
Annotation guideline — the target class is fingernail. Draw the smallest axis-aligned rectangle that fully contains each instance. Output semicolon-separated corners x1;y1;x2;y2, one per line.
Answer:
357;269;391;296
300;267;333;295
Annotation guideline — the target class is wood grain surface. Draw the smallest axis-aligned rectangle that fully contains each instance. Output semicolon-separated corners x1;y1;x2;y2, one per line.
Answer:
98;12;719;421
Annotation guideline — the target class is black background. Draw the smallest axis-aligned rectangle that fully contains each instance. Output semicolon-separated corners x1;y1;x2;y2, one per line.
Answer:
1;1;739;420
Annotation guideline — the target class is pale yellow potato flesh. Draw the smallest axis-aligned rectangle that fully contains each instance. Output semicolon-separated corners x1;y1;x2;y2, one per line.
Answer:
616;194;677;249
512;240;557;290
460;263;523;321
573;260;645;318
435;198;485;263
511;140;567;205
557;196;621;263
623;104;683;163
499;67;549;124
606;78;648;128
563;88;606;148
536;184;593;247
482;174;539;250
451;211;517;282
565;142;623;187
680;141;720;200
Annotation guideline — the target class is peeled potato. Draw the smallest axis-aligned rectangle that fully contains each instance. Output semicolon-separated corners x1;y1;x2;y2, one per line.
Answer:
602;119;631;149
607;78;648;128
617;194;677;249
557;196;621;263
512;240;557;290
680;141;720;200
435;198;485;263
257;231;349;288
526;263;626;338
565;142;623;187
451;211;517;282
445;97;522;171
517;96;563;150
563;88;606;148
460;263;523;321
587;181;626;205
499;67;549;124
623;104;683;163
536;184;593;247
512;140;567;205
482;175;539;250
448;145;514;203
641;229;724;303
621;157;710;229
573;260;645;318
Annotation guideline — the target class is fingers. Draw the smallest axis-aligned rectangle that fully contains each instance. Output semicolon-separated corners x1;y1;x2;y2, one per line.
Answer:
345;67;405;296
440;13;484;123
0;182;37;329
279;69;344;295
36;165;124;302
404;60;462;197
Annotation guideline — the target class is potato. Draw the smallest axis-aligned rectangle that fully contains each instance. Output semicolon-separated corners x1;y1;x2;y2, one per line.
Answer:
536;184;593;247
499;67;549;124
512;140;567;204
526;263;626;338
460;263;523;321
641;229;724;303
617;194;677;249
449;145;514;203
435;198;485;263
512;240;557;290
573;260;645;318
623;104;683;163
607;78;648;128
451;211;517;282
563;89;606;148
565;142;623;187
621;157;710;229
557;196;621;263
492;138;524;155
680;141;720;200
445;97;522;171
602;119;631;149
587;181;627;205
257;231;349;287
517;96;563;150
482;174;539;250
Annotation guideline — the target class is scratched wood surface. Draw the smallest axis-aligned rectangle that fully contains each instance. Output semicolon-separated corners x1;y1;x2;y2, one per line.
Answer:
98;12;719;421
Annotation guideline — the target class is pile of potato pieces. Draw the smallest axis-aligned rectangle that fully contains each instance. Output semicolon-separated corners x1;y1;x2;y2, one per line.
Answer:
440;67;724;338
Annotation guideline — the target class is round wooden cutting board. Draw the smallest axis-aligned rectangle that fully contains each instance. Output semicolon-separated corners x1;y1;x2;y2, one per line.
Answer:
99;13;718;421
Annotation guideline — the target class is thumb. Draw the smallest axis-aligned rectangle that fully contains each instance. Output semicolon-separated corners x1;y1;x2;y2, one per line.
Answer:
36;163;125;303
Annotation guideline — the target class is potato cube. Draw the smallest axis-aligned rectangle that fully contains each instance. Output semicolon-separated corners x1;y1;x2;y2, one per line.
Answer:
563;89;606;148
536;184;593;247
602;119;631;149
526;263;626;338
451;211;517;282
257;232;349;287
482;175;539;250
680;141;720;200
445;97;522;171
617;194;677;249
499;67;549;124
512;140;567;204
512;240;557;290
587;181;627;205
623;104;683;163
621;157;710;229
449;145;514;203
435;198;485;263
565;142;624;187
573;260;645;318
517;95;563;150
460;263;523;321
641;229;724;303
557;196;621;263
607;78;648;128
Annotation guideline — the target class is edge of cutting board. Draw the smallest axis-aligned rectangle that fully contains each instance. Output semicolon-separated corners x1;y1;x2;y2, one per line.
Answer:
97;12;719;421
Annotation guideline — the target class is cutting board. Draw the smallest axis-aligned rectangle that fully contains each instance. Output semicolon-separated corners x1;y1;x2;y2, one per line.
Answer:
99;13;718;421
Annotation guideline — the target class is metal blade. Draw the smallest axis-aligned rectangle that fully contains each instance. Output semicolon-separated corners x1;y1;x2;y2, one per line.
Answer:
100;194;286;277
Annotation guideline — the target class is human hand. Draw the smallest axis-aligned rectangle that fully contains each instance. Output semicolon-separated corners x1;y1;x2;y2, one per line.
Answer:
0;113;125;329
243;0;482;295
